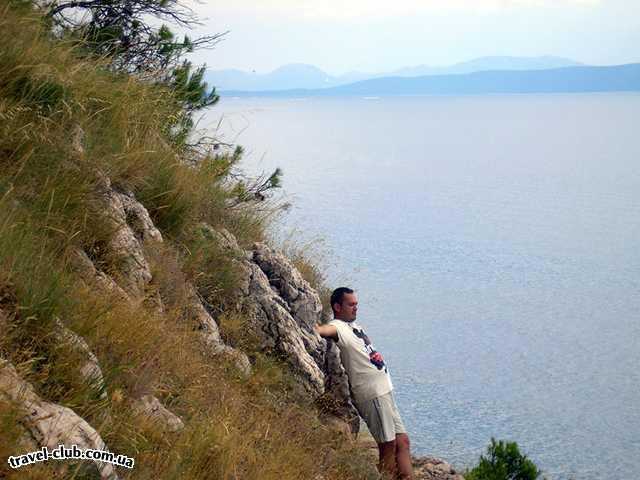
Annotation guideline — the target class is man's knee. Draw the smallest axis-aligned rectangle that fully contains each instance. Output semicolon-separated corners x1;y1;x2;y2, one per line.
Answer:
395;433;410;451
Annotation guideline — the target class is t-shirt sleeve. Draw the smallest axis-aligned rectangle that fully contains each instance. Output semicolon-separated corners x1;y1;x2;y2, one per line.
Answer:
328;320;345;346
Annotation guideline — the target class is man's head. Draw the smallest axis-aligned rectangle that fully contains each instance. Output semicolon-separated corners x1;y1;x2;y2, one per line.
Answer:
330;287;358;322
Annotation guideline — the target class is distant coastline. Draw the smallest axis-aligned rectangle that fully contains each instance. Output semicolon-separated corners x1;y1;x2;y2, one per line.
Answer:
218;63;640;98
206;55;584;92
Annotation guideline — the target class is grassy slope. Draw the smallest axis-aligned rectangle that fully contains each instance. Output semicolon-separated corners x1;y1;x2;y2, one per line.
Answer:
0;3;375;479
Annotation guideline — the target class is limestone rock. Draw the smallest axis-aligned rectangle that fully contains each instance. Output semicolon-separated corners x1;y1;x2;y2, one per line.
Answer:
220;345;252;377
132;395;184;432
54;319;107;400
70;248;129;301
198;223;243;255
0;359;119;480
96;181;154;297
118;192;163;244
253;242;322;330
185;283;224;349
251;242;357;422
91;173;163;299
245;262;325;395
194;229;352;408
71;125;85;157
251;242;326;370
194;225;327;385
412;456;464;480
184;283;251;376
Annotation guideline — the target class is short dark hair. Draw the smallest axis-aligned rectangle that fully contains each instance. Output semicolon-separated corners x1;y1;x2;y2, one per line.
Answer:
330;287;354;314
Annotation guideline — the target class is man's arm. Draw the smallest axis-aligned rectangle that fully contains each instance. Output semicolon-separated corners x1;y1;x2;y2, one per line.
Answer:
314;323;338;341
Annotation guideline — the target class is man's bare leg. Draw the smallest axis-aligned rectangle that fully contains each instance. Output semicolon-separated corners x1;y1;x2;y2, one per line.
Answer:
395;433;413;479
378;440;397;479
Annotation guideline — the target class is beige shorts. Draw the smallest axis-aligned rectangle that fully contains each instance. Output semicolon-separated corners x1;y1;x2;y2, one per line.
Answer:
354;391;407;444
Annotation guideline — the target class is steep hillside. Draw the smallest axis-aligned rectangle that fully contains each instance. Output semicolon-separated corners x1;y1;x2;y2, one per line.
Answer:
0;3;380;479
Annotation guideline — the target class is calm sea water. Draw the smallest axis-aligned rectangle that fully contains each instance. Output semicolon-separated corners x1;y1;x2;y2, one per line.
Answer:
204;94;640;479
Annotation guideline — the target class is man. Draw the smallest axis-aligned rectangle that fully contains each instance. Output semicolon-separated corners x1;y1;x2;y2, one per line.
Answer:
315;287;413;479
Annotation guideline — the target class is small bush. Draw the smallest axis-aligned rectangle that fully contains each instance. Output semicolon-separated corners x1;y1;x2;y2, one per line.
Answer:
466;438;541;480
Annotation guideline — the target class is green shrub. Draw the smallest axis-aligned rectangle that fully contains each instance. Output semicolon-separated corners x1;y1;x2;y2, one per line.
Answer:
466;438;541;480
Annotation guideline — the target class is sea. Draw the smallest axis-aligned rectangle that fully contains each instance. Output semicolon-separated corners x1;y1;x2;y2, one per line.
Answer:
202;93;640;480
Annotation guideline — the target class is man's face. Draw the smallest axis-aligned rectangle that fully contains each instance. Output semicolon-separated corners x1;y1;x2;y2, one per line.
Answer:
335;293;358;322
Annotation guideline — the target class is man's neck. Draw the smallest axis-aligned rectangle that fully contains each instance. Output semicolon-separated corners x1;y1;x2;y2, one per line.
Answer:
334;317;355;323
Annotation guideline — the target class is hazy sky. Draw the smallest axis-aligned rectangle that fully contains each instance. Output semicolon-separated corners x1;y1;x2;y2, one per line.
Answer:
182;0;639;74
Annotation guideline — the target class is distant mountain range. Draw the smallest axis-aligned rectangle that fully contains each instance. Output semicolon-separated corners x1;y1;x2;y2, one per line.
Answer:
218;64;640;97
205;56;583;92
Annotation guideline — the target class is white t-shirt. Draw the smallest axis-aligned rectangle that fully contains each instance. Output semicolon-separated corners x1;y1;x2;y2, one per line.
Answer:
329;319;393;403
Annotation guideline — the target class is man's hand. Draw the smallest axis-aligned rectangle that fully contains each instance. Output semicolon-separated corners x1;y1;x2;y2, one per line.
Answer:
314;323;338;341
370;351;384;364
369;351;385;369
